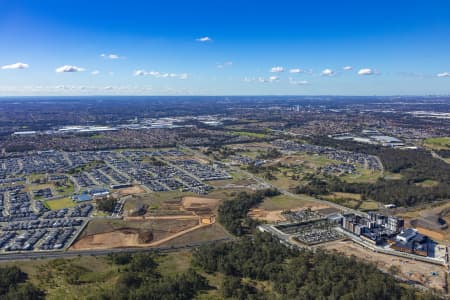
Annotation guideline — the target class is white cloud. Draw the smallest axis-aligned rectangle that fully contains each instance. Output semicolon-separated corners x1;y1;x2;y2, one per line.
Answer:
196;36;212;42
134;70;188;79
437;72;450;78
343;66;353;71
100;53;121;59
270;66;284;73
0;85;158;95
289;78;309;85
217;61;233;68
55;65;85;73
253;76;279;83
289;68;302;74
134;70;146;76
1;62;29;70
321;68;334;76
91;70;100;75
358;68;375;75
268;75;279;82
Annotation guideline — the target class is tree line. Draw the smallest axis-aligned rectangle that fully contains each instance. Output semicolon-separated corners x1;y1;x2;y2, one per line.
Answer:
218;189;280;235
0;266;43;299
301;136;450;206
99;252;209;299
1;234;442;299
192;233;440;299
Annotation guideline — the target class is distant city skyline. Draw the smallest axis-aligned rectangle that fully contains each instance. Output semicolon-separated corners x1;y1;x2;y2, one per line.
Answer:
1;0;450;96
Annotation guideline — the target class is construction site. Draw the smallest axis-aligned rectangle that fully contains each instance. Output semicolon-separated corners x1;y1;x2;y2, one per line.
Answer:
71;194;223;250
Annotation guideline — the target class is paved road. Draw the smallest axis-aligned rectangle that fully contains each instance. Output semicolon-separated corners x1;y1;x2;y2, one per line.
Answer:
431;150;450;165
0;238;231;262
184;146;367;217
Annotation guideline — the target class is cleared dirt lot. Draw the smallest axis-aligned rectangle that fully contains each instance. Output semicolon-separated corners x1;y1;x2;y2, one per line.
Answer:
321;240;447;291
182;196;219;211
396;201;450;243
415;226;445;241
117;185;146;196
71;228;152;249
71;218;201;250
248;208;286;222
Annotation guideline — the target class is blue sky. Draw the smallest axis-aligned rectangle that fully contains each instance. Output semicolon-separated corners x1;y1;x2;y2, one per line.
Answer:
1;0;450;96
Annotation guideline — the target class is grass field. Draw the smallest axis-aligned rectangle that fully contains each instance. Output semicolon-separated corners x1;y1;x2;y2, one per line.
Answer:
25;183;54;193
55;182;75;195
44;197;77;210
232;131;268;138
415;179;439;187
424;137;450;150
205;170;256;188
359;200;380;211
323;193;361;209
341;168;382;183
0;251;205;300
329;192;361;200
160;223;232;248
259;194;312;210
0;256;116;300
89;134;108;139
383;172;403;180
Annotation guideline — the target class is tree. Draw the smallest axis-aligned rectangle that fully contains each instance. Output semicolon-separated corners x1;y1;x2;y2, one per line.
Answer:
96;198;117;212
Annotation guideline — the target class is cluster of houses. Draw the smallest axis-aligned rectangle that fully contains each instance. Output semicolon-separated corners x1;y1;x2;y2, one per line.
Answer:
0;183;92;252
229;155;266;167
32;188;53;199
272;140;382;171
0;149;231;196
319;163;358;175
0;147;234;253
0;202;92;252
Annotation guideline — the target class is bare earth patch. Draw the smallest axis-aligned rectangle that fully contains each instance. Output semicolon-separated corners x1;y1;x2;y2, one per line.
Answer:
322;240;446;291
71;218;202;250
117;185;145;196
415;226;445;241
249;203;332;222
71;228;151;250
248;208;286;222
182;196;220;210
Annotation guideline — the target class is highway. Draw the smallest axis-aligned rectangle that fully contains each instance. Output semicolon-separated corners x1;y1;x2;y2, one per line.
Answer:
0;237;231;261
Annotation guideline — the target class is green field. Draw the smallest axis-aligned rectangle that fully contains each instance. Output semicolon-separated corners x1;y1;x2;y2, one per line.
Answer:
0;251;202;300
415;179;439;187
259;194;313;210
359;200;380;211
232;131;267;138
424;137;450;150
89;134;108;139
263;152;381;190
45;197;77;210
341;168;382;183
